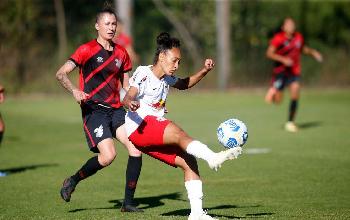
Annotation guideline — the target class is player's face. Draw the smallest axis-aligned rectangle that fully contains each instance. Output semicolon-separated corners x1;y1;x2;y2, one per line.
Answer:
160;48;181;76
95;13;117;40
282;18;296;35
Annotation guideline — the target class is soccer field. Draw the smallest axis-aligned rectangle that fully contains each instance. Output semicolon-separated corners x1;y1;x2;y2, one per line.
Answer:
0;88;349;220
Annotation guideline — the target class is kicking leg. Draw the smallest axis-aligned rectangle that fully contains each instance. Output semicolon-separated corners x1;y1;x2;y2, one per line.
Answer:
163;122;242;171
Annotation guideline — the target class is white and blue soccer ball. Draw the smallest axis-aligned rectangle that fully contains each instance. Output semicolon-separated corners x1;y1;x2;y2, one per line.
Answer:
217;118;248;149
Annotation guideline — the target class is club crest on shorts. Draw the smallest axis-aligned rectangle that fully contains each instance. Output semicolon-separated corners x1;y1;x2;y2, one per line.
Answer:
94;125;104;138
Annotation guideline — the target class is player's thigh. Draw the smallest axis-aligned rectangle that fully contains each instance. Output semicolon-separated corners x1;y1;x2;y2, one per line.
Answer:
289;81;300;100
115;124;142;157
163;122;192;147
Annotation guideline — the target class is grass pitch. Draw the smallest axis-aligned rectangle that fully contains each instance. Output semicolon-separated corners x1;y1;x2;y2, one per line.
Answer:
0;88;349;219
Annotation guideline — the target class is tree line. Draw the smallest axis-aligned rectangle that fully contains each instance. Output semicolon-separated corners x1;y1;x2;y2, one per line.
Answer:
0;0;349;93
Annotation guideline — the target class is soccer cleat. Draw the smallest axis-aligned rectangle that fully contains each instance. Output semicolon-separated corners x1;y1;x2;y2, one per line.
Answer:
208;147;242;171
0;171;7;177
285;121;298;132
60;177;77;202
120;204;144;212
188;211;218;220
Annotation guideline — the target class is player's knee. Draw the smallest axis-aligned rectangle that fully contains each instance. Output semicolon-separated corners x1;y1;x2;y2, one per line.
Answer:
177;131;192;147
123;140;141;156
99;150;117;166
127;145;142;157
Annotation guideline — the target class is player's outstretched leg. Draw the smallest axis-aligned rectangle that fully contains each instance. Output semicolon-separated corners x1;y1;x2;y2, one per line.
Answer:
60;139;115;202
60;155;104;202
186;141;242;171
163;123;242;171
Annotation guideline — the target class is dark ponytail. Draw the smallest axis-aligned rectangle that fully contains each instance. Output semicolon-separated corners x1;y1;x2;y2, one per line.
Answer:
153;32;180;65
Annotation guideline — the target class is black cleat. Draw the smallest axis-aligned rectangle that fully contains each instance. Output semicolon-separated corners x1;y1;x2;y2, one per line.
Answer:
120;204;144;212
60;177;76;202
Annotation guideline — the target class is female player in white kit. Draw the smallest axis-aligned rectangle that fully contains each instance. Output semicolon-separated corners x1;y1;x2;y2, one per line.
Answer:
122;32;242;220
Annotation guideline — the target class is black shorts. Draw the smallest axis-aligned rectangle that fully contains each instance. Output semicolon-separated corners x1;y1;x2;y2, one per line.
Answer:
81;101;126;153
272;73;300;91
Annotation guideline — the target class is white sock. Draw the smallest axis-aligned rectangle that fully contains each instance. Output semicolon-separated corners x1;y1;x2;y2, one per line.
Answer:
185;180;203;216
186;140;216;162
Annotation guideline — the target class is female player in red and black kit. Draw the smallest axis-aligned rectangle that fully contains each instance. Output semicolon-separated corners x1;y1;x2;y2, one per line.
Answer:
56;8;143;212
265;17;323;132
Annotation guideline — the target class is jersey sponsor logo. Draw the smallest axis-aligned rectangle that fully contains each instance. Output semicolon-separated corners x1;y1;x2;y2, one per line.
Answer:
115;58;122;68
152;99;166;110
97;56;104;63
94;125;104;138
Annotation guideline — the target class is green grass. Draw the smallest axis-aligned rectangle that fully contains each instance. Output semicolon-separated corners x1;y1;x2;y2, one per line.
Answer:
0;88;349;219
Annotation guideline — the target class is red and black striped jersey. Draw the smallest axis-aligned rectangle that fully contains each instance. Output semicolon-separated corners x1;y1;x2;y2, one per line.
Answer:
70;39;131;108
270;31;304;75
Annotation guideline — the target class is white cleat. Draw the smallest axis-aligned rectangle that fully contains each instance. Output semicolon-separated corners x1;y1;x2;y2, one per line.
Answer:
285;121;298;132
208;147;242;171
188;211;218;220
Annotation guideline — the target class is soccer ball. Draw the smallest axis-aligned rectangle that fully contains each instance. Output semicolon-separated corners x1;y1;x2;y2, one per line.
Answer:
217;118;248;148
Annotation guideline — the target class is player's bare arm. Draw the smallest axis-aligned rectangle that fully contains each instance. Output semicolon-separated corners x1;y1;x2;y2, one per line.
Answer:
303;45;323;62
120;72;130;91
266;45;293;66
173;59;215;90
122;86;139;111
56;60;89;103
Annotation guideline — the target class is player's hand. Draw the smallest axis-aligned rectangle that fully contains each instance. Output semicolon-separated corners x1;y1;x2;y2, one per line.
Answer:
282;57;293;67
128;100;140;111
72;89;89;104
313;51;323;63
204;59;215;71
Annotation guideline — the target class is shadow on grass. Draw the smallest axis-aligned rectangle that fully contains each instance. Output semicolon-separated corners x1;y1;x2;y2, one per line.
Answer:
0;163;58;175
298;121;322;129
69;192;185;213
162;204;274;219
69;193;274;218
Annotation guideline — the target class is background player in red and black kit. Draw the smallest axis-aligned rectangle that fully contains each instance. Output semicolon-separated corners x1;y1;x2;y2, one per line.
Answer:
55;8;143;212
265;17;323;132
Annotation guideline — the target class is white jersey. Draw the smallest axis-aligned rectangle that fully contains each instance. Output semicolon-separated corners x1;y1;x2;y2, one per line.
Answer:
125;65;178;136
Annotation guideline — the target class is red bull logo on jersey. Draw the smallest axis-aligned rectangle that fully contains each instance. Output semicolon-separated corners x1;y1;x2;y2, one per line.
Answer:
152;99;166;110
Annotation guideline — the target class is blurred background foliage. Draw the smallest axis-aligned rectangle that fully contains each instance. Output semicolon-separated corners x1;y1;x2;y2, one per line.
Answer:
0;0;349;93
